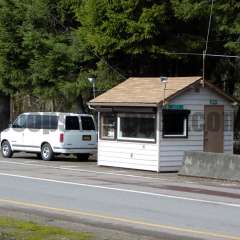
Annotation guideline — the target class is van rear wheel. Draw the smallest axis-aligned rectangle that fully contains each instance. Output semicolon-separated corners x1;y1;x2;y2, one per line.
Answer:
76;154;89;161
41;143;54;161
1;141;13;158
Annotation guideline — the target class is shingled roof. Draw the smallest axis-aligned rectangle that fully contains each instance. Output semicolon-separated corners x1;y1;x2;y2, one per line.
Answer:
89;76;236;107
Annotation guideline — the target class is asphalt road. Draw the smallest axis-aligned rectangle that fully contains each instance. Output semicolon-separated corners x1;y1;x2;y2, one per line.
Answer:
0;154;240;240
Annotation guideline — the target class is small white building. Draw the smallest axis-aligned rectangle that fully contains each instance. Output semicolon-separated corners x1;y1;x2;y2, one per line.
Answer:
89;76;237;172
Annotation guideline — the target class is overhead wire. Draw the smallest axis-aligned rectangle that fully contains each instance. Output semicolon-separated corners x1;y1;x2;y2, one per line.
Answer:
159;51;240;59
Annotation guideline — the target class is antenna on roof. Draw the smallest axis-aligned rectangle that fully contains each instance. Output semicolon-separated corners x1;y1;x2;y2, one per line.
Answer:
202;0;214;87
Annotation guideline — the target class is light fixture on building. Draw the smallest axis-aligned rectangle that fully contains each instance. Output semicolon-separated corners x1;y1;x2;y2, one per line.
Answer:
160;76;168;83
160;76;168;106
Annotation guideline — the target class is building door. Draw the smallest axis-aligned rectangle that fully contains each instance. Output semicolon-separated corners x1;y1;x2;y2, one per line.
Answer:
204;105;224;153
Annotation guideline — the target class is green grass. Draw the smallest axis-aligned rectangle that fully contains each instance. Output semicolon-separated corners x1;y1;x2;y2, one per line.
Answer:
0;217;93;240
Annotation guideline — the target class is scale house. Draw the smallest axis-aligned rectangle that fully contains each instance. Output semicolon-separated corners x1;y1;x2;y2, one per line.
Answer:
89;76;238;172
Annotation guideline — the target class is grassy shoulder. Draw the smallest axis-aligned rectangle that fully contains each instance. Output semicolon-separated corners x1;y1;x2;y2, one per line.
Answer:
0;216;93;240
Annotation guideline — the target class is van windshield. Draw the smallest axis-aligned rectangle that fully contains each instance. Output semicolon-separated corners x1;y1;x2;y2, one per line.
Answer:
81;116;95;130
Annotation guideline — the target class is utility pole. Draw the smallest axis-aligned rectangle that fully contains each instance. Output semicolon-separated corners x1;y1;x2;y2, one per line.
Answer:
202;0;214;86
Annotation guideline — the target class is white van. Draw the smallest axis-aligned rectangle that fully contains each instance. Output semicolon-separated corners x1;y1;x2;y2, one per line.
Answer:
0;112;97;161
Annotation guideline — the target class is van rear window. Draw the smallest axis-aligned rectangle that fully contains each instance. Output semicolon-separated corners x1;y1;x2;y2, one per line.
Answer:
81;116;95;130
65;116;80;130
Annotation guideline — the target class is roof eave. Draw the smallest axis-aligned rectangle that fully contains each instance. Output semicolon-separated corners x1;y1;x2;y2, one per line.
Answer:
88;102;158;107
159;78;239;105
204;81;239;104
159;78;202;105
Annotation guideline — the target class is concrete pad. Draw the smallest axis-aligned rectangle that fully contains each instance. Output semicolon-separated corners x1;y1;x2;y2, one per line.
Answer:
179;151;240;181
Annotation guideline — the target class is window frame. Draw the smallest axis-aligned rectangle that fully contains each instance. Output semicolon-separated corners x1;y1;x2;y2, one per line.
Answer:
100;113;117;140
162;109;190;139
117;113;157;143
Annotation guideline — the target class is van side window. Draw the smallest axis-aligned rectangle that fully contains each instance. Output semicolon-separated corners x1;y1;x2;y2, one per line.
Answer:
42;116;58;129
26;115;33;128
35;115;42;129
65;116;80;130
26;115;41;129
81;116;95;130
25;115;58;129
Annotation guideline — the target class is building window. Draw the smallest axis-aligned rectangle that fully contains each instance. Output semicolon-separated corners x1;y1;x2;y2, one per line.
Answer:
117;113;156;142
162;109;190;138
100;113;116;140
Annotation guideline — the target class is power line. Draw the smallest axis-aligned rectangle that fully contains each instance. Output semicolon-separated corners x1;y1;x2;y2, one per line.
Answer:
87;48;126;80
204;53;240;59
161;51;240;59
201;40;240;43
66;34;127;80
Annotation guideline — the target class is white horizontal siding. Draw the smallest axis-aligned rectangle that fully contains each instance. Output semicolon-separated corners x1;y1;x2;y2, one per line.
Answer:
98;140;159;171
159;87;234;171
98;150;158;161
98;160;158;171
98;140;158;151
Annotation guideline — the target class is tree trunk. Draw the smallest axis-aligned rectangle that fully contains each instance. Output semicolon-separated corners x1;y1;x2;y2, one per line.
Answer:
0;94;10;131
74;95;85;113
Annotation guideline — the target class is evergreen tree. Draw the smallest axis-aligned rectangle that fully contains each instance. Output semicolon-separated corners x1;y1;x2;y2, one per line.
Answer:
0;0;240;108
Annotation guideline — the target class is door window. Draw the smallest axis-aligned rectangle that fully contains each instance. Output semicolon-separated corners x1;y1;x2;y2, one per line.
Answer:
12;115;27;128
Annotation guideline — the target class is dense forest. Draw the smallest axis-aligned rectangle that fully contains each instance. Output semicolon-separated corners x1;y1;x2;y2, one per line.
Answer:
0;0;240;112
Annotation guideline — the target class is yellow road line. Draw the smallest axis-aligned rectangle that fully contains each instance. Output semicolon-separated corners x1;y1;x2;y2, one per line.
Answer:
0;198;239;240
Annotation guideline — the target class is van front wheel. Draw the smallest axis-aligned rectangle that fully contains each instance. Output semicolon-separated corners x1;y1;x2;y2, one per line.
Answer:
41;143;54;161
1;141;13;158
